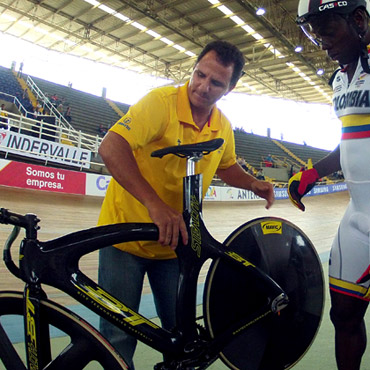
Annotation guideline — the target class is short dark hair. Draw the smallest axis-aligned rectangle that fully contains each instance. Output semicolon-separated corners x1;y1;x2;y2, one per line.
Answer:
196;41;245;86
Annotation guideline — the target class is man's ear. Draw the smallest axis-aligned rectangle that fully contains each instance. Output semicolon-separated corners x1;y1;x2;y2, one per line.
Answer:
353;7;369;34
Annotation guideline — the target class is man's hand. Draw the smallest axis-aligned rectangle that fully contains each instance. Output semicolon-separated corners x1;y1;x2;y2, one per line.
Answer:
147;200;188;250
99;133;188;249
250;180;275;209
217;164;275;209
288;168;319;211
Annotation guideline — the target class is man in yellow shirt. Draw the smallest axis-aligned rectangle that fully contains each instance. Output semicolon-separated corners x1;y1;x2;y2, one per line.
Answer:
98;40;275;367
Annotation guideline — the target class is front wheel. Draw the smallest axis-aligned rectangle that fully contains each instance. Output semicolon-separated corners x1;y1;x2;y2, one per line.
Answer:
0;291;129;369
204;217;324;370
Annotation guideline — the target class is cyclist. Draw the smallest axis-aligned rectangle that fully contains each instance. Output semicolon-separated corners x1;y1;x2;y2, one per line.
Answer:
97;40;275;368
289;1;370;369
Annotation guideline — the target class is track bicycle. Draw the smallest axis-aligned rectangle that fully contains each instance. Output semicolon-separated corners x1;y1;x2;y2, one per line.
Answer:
0;138;324;369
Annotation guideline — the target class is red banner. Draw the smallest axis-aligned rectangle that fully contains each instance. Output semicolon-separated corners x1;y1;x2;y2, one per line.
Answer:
0;161;86;194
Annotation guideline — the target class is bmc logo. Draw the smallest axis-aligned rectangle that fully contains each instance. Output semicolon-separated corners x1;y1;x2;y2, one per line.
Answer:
319;1;348;11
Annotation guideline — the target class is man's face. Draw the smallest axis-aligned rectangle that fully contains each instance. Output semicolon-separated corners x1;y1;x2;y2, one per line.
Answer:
308;14;361;65
188;50;235;111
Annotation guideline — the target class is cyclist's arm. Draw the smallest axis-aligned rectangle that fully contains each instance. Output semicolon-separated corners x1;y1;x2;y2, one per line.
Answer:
313;145;341;177
99;131;188;249
216;163;275;209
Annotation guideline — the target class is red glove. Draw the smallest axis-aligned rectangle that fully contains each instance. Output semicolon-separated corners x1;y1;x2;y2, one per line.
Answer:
288;168;319;211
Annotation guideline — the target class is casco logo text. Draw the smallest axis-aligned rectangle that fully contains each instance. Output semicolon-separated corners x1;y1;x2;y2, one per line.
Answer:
319;1;347;11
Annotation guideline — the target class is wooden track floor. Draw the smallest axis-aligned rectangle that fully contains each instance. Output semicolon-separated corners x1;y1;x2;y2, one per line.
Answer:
0;185;349;307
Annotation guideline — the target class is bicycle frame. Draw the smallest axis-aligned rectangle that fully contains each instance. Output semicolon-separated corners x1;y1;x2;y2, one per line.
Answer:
1;139;289;369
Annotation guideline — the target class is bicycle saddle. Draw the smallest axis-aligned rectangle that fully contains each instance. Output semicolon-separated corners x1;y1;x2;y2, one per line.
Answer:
151;138;224;158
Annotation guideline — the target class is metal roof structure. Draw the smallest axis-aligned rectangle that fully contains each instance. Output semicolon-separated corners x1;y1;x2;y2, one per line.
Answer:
0;0;338;104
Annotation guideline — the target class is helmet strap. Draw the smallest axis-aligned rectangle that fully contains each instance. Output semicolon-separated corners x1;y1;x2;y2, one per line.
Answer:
359;35;370;73
348;8;370;73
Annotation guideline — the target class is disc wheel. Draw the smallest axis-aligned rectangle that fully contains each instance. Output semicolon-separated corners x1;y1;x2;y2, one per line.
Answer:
204;217;324;370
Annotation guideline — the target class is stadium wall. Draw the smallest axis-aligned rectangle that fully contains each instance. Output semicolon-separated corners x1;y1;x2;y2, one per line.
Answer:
0;158;347;201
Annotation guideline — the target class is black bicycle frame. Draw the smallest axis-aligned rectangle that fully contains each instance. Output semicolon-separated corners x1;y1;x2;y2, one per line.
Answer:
174;172;288;364
1;145;288;368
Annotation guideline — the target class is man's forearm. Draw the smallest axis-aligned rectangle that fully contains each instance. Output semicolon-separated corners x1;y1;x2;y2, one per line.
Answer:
314;145;341;178
216;163;257;190
99;131;161;208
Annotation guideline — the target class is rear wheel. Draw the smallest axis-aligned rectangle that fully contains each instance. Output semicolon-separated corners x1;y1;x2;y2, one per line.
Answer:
0;291;129;369
204;217;324;370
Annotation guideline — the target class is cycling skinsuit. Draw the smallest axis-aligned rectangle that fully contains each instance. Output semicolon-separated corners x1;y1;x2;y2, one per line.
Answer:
329;59;370;300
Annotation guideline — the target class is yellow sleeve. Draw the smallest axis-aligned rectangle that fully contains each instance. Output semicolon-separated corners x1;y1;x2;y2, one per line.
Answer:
110;89;169;150
218;122;237;170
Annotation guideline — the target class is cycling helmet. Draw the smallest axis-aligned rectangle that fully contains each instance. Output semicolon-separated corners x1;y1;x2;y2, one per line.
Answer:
297;0;370;72
297;0;370;25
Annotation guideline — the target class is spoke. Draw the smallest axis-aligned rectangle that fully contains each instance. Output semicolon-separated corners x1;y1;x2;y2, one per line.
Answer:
0;322;26;369
0;294;125;370
45;338;96;369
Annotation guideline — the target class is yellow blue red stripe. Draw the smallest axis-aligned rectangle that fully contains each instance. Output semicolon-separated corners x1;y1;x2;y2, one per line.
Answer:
341;114;370;140
329;276;370;301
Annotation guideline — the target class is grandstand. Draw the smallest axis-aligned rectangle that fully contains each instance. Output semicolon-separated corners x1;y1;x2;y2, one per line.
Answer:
233;129;330;182
0;65;33;114
0;65;331;182
277;140;330;165
234;129;330;169
31;75;129;137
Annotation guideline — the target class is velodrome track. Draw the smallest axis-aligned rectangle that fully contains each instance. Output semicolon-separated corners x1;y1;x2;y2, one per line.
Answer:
0;185;348;305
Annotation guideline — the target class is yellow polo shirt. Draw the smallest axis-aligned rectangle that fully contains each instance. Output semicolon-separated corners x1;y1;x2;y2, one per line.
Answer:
98;81;236;259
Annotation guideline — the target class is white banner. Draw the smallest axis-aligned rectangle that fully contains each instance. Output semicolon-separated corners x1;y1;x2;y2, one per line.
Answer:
85;173;111;197
0;129;91;168
205;186;262;201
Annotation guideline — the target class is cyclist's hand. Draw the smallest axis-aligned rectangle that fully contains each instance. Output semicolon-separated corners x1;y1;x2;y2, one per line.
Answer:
250;180;275;209
288;168;319;211
147;201;188;250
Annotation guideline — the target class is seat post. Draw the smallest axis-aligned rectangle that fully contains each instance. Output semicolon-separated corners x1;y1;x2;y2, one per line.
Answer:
186;154;203;176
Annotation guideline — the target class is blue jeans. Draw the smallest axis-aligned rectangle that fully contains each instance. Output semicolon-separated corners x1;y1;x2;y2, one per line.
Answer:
98;246;179;369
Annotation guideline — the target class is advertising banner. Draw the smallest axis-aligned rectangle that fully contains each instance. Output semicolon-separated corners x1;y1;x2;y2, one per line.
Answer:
205;183;348;201
0;129;91;169
0;158;348;200
0;159;86;195
204;186;263;201
85;173;111;197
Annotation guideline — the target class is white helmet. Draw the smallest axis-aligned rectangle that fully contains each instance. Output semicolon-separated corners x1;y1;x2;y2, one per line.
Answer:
297;0;370;25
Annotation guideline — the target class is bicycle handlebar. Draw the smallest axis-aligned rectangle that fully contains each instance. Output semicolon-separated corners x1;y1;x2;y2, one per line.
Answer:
0;208;40;235
1;208;41;278
3;225;21;278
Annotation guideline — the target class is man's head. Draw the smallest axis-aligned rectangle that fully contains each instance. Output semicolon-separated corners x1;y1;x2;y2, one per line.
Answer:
297;0;370;65
188;41;244;113
195;41;245;87
297;0;369;26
